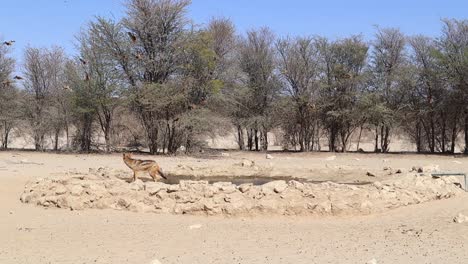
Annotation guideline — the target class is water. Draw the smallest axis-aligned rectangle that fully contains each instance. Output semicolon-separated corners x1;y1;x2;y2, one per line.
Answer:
162;175;372;186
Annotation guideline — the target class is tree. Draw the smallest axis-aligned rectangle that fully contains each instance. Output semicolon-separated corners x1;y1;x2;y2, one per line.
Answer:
436;19;468;152
239;28;279;151
370;27;406;152
23;46;66;150
277;37;320;151
317;35;369;152
0;41;18;149
77;20;123;152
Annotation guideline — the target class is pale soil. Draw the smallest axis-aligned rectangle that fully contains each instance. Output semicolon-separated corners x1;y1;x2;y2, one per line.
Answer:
2;151;468;263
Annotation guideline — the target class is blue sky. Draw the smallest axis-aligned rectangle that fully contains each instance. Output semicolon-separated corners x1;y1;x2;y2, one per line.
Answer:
0;0;466;66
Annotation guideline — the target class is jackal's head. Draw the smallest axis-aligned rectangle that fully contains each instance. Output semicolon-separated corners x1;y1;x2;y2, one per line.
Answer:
123;153;132;159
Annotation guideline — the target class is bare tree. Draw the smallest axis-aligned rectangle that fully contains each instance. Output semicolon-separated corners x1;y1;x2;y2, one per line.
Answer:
277;36;320;151
238;28;279;151
0;41;18;149
23;46;66;150
436;19;468;152
370;27;406;152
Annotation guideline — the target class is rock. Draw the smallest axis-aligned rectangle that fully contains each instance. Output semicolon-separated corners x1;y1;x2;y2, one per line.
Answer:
54;185;68;195
422;165;440;173
395;169;402;174
189;224;202;230
70;185;84;196
129;180;145;191
325;156;336;161
366;171;376;177
220;152;230;157
417;167;423;173
150;258;162;264
167;184;180;193
383;166;391;171
453;160;462;164
179;180;208;192
262;180;288;194
453;213;468;223
146;182;167;195
266;154;274;159
288;180;305;191
238;183;252;193
366;258;378;264
241;159;255;167
357;148;365;153
373;181;383;190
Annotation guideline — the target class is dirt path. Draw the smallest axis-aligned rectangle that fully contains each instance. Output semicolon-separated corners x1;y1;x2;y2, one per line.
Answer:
1;151;468;263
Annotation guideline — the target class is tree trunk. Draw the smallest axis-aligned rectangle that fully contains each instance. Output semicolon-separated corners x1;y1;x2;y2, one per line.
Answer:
356;125;363;151
254;129;259;151
247;129;253;151
416;122;422;153
54;128;60;151
374;126;379;153
237;125;245;150
261;128;268;151
464;112;468;154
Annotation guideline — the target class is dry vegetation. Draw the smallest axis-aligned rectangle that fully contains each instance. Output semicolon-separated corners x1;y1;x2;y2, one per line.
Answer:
0;0;467;155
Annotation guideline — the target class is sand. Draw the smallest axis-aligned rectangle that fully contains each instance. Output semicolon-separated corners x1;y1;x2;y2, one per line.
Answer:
2;151;468;263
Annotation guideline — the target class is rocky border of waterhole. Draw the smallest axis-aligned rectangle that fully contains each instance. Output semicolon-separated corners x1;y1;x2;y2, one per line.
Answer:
20;168;464;216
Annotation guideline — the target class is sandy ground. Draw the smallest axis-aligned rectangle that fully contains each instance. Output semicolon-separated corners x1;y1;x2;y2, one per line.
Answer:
2;151;468;263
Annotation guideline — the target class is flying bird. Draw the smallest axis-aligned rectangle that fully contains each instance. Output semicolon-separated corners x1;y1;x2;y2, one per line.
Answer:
127;32;137;43
2;40;15;46
79;58;87;65
13;75;23;80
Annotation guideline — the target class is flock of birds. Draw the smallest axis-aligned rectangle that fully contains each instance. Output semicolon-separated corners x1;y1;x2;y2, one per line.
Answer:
2;32;167;92
1;41;23;87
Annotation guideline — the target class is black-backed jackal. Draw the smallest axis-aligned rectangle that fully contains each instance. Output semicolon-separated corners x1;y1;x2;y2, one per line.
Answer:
122;153;167;182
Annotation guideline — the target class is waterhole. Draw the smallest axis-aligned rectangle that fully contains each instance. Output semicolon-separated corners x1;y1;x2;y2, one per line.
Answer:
162;174;372;186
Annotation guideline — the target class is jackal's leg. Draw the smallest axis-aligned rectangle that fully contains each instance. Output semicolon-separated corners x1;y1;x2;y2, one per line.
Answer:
149;167;158;182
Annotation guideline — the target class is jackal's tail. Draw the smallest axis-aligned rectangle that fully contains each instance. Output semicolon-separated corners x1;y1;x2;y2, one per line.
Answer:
159;169;167;179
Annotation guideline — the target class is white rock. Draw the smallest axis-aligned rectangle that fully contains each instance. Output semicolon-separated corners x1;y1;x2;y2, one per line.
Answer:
55;185;68;195
150;258;162;264
422;164;440;173
221;152;230;157
266;154;274;159
130;180;145;191
453;160;462;164
262;180;288;194
453;213;468;223
188;224;202;230
238;184;252;193
325;156;336;161
70;185;84;196
146;182;167;195
366;258;378;264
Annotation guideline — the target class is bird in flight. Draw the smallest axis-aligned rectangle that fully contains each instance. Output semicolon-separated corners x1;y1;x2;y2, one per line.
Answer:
2;40;15;46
